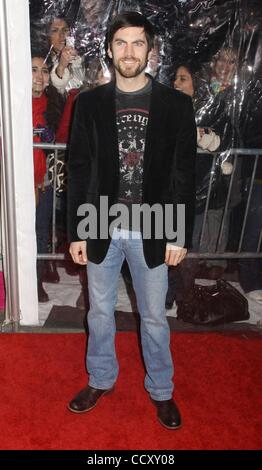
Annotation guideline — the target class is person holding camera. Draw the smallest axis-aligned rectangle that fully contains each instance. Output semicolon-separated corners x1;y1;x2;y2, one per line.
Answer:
46;15;85;95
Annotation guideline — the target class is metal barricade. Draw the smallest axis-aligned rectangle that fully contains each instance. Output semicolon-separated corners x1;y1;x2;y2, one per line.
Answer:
189;148;262;259
33;143;262;260
34;142;66;261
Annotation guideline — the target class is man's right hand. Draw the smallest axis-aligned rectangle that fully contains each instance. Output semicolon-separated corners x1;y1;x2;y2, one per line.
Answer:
69;241;88;265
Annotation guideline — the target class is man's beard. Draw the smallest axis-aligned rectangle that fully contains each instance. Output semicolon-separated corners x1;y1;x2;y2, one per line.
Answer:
114;57;148;78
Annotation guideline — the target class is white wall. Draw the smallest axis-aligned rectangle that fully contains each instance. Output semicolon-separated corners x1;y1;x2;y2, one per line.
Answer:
5;0;38;324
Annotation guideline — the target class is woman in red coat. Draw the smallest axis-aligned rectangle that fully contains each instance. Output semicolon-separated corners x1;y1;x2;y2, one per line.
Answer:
32;47;64;301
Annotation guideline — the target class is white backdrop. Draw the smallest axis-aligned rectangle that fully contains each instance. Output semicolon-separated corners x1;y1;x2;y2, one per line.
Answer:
4;0;38;324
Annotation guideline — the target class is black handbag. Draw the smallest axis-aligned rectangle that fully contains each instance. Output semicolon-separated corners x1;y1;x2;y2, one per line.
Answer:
177;279;249;326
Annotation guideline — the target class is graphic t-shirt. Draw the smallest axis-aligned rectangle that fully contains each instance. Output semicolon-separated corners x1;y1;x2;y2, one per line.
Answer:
115;80;152;230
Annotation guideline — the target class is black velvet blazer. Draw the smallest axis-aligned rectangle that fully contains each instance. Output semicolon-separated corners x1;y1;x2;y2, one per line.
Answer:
67;80;196;268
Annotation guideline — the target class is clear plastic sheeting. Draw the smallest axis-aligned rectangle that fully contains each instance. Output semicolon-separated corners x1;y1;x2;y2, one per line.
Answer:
29;0;262;246
29;0;262;146
29;0;262;317
29;0;262;238
29;0;116;92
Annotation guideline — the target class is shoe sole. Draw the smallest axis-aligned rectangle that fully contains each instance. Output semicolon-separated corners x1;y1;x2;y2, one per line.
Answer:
157;417;183;430
67;388;114;414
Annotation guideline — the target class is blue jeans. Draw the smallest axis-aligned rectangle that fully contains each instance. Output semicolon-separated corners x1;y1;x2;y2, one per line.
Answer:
36;185;53;254
35;185;53;280
86;229;174;401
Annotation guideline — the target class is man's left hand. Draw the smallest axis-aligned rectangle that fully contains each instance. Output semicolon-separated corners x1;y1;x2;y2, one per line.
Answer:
165;245;187;266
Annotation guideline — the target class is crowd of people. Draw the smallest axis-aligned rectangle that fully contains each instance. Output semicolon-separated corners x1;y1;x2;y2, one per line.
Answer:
31;11;262;307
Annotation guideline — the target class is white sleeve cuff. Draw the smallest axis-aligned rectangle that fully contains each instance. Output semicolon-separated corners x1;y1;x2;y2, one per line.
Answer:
166;244;183;251
50;65;70;94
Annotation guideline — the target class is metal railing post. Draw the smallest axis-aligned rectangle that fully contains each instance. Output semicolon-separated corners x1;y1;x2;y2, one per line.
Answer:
0;0;20;327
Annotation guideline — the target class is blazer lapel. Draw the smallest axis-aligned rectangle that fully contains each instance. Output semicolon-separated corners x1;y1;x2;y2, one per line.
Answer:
97;81;119;167
143;80;169;180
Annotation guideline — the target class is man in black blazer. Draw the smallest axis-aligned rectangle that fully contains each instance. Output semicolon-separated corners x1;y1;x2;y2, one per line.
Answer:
67;11;196;430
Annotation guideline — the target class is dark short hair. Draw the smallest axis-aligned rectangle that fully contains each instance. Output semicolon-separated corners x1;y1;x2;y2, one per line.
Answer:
172;62;201;93
31;46;52;70
105;11;155;51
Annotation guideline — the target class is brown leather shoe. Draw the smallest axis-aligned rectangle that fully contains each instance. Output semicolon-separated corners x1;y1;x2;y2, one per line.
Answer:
68;385;113;414
152;398;182;430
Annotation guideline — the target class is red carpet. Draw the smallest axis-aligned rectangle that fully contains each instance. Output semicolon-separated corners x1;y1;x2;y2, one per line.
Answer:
0;332;261;450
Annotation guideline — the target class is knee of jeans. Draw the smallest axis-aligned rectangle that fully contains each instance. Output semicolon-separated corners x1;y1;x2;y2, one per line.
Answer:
140;300;167;322
88;296;118;316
